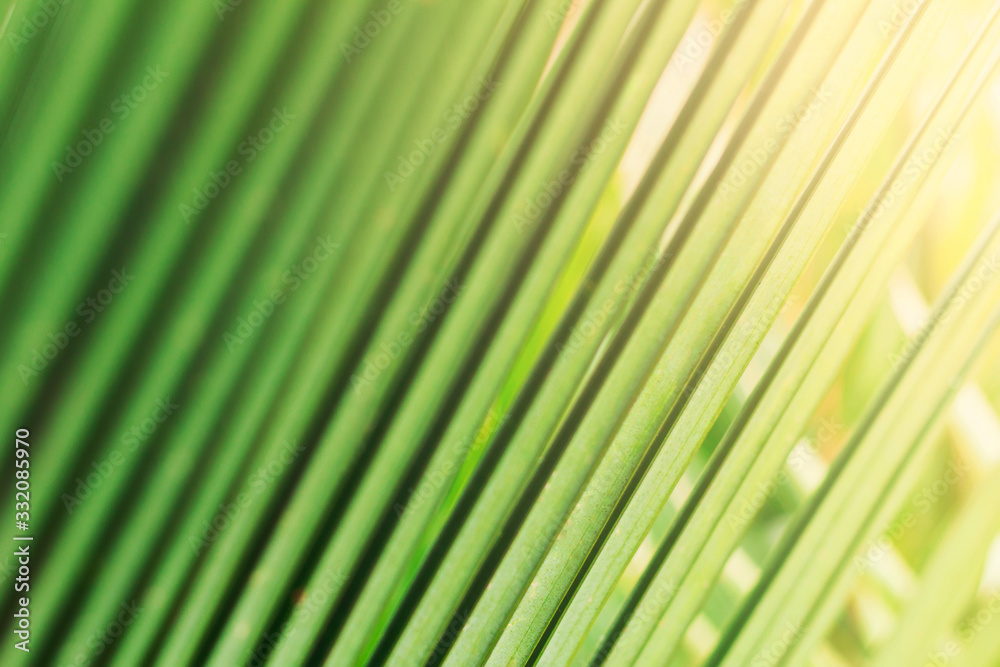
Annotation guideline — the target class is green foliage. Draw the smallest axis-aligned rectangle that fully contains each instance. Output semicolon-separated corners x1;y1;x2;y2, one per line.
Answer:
2;0;1000;665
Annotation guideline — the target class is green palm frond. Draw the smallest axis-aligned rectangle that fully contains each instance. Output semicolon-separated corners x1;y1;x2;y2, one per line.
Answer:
3;0;1000;665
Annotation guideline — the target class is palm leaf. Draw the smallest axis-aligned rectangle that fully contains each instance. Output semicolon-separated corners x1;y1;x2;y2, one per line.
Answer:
3;0;1000;665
